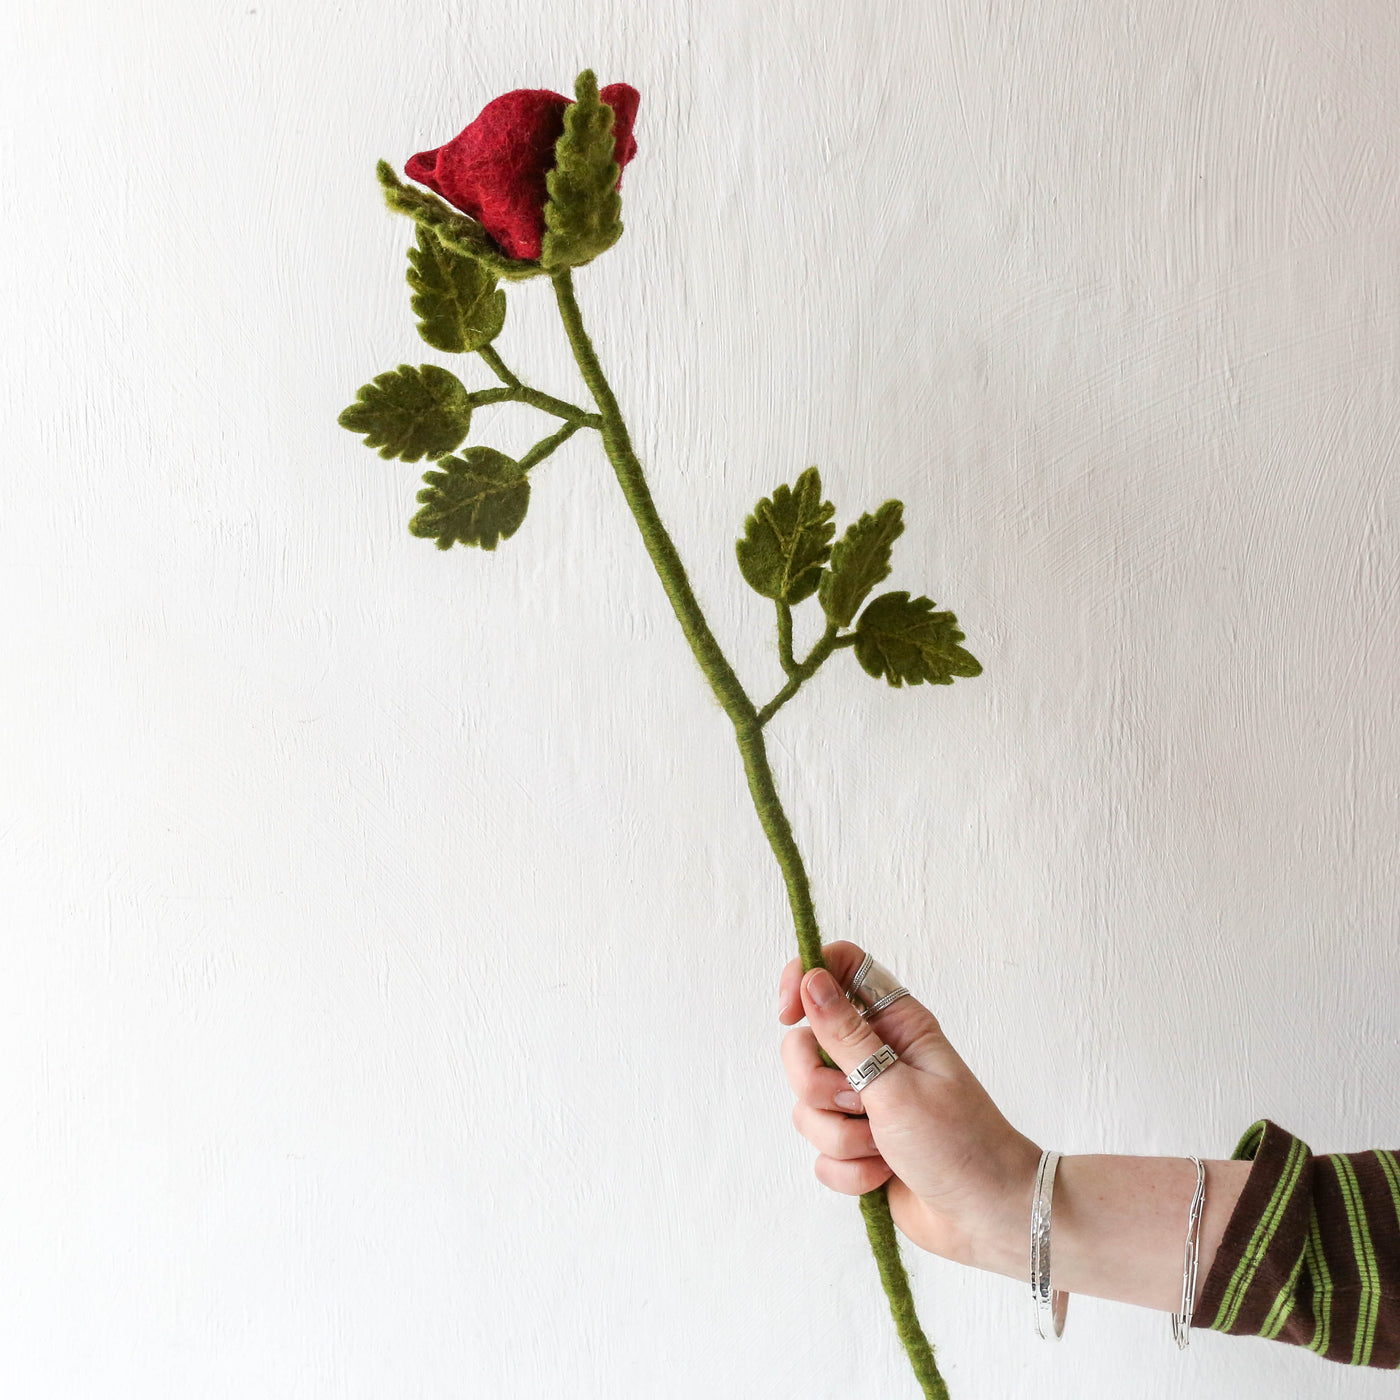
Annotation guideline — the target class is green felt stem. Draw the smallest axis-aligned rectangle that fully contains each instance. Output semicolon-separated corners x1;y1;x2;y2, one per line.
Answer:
551;270;757;727
776;601;798;675
519;420;583;471
861;1189;950;1400
475;346;602;426
549;266;946;1398
477;344;521;386
757;621;844;727
731;719;826;972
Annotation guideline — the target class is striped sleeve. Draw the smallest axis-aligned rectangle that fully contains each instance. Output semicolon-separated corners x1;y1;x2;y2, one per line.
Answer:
1193;1119;1400;1367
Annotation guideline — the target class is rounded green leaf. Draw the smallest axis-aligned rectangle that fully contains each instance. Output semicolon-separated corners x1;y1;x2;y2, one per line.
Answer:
407;224;507;354
338;364;472;462
735;466;836;603
409;446;530;551
852;590;982;687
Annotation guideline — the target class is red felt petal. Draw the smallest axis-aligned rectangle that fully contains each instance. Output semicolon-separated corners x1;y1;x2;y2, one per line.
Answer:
600;83;641;180
405;81;640;262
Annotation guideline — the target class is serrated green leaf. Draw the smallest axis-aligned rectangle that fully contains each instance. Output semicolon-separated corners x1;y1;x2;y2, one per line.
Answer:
409;446;530;550
852;590;983;688
540;70;624;271
338;364;472;461
735;466;837;604
407;224;507;354
819;500;905;627
378;160;546;281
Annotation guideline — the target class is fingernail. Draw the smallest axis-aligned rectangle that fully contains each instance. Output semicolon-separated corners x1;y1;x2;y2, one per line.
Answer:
835;1090;860;1112
807;969;838;1008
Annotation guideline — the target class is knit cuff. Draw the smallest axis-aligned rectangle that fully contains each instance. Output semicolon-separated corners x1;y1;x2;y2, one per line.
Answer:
1194;1119;1314;1340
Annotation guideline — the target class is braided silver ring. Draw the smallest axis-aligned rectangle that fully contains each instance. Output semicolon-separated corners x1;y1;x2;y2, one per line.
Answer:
846;1044;898;1092
845;951;911;1020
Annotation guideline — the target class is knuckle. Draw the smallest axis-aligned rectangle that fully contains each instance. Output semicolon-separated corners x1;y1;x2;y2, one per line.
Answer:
815;1153;880;1197
904;1025;953;1066
842;1118;875;1157
799;1062;828;1104
834;1015;872;1051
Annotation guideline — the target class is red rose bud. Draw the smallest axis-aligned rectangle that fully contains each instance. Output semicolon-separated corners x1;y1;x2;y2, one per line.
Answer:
405;83;640;262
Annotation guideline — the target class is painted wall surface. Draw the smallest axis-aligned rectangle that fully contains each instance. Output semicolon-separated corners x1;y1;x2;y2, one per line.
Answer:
4;2;1399;1396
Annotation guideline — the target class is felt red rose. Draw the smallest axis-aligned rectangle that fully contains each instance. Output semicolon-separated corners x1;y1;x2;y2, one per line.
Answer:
405;83;640;263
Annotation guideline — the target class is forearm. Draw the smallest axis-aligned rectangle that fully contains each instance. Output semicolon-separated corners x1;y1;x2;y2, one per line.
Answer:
974;1154;1253;1312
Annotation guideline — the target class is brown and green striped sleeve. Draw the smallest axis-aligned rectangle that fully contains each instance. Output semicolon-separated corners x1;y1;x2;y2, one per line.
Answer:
1194;1119;1400;1366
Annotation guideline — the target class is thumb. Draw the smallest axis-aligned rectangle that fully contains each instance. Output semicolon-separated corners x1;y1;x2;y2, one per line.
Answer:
800;967;908;1093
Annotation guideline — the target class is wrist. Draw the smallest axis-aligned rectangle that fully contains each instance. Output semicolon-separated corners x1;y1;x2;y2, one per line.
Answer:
954;1132;1045;1281
1030;1154;1252;1311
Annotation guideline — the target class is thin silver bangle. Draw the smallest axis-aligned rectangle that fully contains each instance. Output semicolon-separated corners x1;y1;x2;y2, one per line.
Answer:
1030;1148;1069;1340
1171;1157;1207;1349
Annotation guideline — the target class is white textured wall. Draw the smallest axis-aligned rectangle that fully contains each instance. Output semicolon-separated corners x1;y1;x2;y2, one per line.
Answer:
4;2;1399;1396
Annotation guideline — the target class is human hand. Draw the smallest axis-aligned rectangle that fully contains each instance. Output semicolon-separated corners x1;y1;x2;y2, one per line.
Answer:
778;941;1041;1277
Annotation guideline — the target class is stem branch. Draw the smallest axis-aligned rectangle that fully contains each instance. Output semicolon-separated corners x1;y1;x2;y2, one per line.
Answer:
477;344;521;387
519;420;583;471
474;346;603;426
757;622;846;727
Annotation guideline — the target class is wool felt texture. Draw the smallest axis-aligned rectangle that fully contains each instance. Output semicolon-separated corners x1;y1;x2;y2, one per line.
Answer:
342;72;986;1397
407;224;507;355
860;1191;951;1400
410;445;529;551
378;161;545;281
736;466;837;605
853;591;982;687
819;499;905;627
405;78;638;262
337;363;472;462
540;71;626;270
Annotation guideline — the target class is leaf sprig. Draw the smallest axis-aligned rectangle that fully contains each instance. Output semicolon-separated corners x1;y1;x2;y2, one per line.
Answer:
541;70;625;270
736;471;980;699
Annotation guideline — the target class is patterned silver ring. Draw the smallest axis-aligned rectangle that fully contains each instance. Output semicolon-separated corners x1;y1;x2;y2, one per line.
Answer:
847;1044;898;1093
845;951;911;1020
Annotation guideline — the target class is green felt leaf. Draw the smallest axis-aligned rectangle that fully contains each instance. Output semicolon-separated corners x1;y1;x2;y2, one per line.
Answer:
338;364;472;462
377;161;546;281
819;500;905;627
409;446;530;550
540;70;624;271
735;466;837;604
407;224;507;354
852;590;983;688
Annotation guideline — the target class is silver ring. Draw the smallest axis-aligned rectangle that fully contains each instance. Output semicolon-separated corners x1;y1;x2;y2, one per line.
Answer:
845;951;911;1020
846;1044;898;1092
